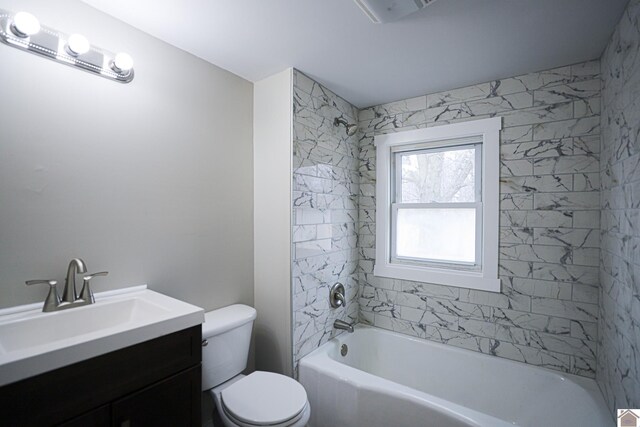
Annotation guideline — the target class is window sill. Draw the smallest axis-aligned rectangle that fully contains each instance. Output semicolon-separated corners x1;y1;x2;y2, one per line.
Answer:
374;262;501;292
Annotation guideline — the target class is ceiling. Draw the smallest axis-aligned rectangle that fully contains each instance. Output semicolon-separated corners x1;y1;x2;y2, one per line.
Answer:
81;0;628;108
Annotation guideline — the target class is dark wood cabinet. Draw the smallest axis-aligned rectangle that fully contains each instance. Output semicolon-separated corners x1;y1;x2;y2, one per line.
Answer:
0;325;202;427
112;366;201;427
58;406;111;427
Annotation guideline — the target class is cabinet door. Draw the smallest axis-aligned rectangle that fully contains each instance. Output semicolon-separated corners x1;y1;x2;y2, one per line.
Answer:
112;366;201;427
0;326;201;427
57;405;110;427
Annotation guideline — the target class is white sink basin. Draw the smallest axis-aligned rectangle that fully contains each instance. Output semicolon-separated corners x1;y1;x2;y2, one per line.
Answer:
0;285;204;386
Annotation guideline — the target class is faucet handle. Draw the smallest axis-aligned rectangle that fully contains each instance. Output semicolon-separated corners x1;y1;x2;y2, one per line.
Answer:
83;271;108;281
26;279;57;287
330;283;346;308
25;280;60;312
79;271;108;304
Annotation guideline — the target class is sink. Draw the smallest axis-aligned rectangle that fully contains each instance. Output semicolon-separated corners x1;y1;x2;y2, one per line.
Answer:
0;285;204;386
0;297;171;353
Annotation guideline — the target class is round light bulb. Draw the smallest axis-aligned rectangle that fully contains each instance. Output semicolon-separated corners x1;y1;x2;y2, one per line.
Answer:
66;34;90;56
11;11;40;37
112;52;134;73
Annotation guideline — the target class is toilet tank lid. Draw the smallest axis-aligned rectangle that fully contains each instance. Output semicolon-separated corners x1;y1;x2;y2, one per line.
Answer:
203;304;257;337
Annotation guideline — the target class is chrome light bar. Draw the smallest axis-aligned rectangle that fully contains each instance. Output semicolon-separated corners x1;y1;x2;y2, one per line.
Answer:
0;8;134;83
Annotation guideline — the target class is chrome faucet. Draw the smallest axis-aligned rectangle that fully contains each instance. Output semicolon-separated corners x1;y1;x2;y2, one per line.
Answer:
25;279;60;312
330;283;346;308
334;319;354;333
62;258;87;304
25;258;108;312
79;271;108;304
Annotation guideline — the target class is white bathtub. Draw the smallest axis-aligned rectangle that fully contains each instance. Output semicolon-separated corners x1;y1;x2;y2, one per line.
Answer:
298;325;612;427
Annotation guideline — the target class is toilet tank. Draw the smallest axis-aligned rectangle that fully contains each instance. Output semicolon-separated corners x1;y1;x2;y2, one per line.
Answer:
201;304;257;390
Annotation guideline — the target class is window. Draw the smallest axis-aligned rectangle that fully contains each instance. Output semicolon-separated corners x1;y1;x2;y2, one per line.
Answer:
374;118;501;292
393;141;481;266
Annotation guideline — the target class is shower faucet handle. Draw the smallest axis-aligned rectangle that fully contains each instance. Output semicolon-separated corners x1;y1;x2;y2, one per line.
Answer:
330;283;346;308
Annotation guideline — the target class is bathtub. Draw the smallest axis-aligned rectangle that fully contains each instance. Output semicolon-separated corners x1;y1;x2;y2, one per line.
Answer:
298;325;611;427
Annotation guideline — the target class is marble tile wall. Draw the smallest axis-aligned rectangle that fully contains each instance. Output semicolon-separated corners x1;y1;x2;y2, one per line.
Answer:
291;70;360;369
597;0;640;411
357;61;602;377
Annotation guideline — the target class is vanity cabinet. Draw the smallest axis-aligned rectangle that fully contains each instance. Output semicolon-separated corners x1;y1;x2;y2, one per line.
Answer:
0;325;202;427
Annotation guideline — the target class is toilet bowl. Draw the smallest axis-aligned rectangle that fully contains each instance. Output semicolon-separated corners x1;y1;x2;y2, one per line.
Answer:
211;372;310;427
201;305;310;427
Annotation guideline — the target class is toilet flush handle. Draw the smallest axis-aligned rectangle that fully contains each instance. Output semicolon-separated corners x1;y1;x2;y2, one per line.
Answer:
202;339;209;347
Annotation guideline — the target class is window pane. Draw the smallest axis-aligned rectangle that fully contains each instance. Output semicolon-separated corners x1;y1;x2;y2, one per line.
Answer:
400;146;476;203
396;208;476;263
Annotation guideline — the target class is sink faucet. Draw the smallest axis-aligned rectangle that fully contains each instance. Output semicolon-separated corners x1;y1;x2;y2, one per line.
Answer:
334;319;354;333
62;258;87;304
25;258;108;312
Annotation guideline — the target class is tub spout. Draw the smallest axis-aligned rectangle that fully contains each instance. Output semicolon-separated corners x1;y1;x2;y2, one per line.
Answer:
334;319;354;333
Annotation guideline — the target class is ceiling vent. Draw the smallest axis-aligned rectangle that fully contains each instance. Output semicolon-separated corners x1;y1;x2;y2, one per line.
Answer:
354;0;438;24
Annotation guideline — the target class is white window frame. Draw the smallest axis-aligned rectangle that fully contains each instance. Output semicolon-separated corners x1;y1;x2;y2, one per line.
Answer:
374;117;502;292
391;142;482;268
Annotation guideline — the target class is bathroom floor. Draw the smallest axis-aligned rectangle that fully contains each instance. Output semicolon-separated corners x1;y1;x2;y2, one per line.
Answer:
201;392;221;427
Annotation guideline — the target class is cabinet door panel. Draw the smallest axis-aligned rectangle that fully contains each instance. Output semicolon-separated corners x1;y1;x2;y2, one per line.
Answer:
0;326;201;426
57;405;110;427
112;366;201;427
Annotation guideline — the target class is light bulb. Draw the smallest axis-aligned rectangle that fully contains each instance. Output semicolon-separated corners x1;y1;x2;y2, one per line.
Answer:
11;11;40;37
111;52;133;73
66;34;90;56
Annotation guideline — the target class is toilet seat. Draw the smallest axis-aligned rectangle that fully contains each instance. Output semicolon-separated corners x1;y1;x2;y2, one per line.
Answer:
220;371;308;427
222;401;309;427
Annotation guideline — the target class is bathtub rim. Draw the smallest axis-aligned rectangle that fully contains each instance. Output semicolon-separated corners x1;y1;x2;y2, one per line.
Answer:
307;324;601;390
299;324;610;425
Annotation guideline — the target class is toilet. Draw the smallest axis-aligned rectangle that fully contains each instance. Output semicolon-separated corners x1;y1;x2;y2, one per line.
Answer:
202;304;310;427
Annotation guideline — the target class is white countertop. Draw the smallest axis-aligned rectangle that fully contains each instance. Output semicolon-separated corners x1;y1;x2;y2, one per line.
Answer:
0;285;204;386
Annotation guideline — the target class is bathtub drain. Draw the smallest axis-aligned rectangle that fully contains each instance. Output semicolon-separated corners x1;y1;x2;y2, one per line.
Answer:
340;344;348;356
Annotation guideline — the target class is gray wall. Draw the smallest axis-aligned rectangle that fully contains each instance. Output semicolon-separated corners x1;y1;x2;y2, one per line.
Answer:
0;0;254;311
291;71;360;369
598;0;640;410
358;61;601;377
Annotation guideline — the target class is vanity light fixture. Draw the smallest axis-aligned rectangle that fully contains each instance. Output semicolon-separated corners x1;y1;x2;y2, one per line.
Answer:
66;33;90;56
0;8;134;83
10;11;40;37
111;52;133;74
